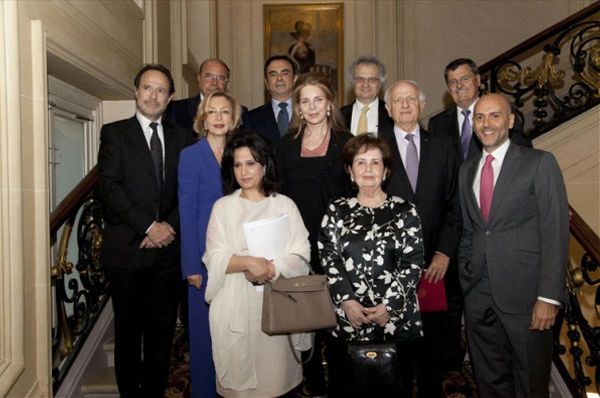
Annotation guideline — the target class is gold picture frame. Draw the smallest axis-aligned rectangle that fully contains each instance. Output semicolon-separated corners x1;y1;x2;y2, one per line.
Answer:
263;2;344;105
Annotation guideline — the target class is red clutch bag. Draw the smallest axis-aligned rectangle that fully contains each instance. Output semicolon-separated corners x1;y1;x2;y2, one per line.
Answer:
417;276;448;312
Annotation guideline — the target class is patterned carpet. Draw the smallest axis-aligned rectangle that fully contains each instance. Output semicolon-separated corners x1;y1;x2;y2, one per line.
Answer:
165;325;479;398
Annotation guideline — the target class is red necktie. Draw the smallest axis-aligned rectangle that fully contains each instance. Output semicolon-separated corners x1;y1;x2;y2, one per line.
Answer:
480;154;494;223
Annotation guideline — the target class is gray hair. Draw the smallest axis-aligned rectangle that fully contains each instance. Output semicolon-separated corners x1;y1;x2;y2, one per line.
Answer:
384;80;426;105
349;56;387;85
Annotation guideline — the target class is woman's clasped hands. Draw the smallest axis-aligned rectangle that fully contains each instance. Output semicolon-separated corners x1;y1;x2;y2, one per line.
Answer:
341;299;390;328
243;256;275;285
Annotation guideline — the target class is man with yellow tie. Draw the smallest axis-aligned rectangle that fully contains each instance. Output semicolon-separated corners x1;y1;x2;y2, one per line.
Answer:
340;56;394;135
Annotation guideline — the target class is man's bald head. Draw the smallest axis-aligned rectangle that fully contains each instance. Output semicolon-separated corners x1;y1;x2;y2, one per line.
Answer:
473;94;515;153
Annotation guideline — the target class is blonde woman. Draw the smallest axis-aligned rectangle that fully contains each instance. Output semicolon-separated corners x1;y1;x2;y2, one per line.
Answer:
178;91;241;398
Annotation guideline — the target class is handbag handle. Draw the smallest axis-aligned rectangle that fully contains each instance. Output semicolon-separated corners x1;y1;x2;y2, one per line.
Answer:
287;333;316;365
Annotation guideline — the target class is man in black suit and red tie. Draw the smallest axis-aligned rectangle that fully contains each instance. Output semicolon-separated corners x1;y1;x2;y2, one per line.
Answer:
380;80;461;398
458;93;568;397
245;55;297;146
340;56;394;135
98;64;192;397
427;57;533;376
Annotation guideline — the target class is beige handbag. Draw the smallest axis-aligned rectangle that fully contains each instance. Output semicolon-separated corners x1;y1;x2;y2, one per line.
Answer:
261;274;337;335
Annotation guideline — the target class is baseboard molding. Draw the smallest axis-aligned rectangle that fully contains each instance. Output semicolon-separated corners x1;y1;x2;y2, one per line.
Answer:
55;299;114;398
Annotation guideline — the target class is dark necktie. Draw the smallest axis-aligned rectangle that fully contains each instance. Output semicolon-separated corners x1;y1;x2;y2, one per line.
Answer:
461;109;472;160
277;102;289;136
405;133;418;193
480;154;494;223
149;122;163;191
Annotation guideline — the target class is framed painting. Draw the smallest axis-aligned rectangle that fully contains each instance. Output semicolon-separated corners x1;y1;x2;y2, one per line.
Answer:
264;3;344;104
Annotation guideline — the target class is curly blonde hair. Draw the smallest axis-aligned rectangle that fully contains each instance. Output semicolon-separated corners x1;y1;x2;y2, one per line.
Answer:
193;91;241;137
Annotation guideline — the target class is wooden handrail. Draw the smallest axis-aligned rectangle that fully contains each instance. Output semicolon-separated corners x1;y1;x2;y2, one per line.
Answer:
50;166;98;234
479;1;600;73
569;205;600;266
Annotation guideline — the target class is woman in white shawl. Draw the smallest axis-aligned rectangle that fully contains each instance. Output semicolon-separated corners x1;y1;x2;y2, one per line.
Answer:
203;133;311;397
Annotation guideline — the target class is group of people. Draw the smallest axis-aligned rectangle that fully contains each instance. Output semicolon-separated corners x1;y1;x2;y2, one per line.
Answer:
97;53;569;398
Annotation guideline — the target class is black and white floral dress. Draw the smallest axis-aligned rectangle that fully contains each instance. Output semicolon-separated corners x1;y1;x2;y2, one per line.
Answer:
318;195;425;342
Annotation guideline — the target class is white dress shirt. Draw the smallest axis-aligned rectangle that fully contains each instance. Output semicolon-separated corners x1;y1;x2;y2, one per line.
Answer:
136;111;165;161
350;98;379;135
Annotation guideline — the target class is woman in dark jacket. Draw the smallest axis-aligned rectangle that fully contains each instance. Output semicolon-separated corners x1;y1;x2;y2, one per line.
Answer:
276;72;353;396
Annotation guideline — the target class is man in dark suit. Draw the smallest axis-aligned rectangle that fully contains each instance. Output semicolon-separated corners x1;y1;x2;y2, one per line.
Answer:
166;58;247;135
340;56;393;135
380;80;461;397
428;57;532;162
458;93;568;397
427;57;533;374
98;64;192;397
245;55;297;145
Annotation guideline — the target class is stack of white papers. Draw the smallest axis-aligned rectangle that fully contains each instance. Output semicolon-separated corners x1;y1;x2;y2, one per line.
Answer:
243;214;289;260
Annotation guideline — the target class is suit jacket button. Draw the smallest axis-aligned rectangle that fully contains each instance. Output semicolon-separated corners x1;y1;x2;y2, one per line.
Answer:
485;231;491;235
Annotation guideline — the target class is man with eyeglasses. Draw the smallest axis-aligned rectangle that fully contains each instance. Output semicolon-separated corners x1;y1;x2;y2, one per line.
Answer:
340;56;393;136
166;58;247;136
245;55;298;146
429;58;531;162
380;80;461;398
427;58;531;379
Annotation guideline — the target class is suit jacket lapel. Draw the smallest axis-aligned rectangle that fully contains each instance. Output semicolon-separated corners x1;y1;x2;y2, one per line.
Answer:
377;99;392;132
447;108;464;159
488;142;521;225
416;129;431;195
126;117;157;186
163;123;178;189
187;95;201;122
266;104;280;142
380;125;415;202
464;158;484;227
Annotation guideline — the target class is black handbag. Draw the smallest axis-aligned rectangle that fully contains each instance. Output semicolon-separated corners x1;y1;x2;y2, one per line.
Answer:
346;328;401;392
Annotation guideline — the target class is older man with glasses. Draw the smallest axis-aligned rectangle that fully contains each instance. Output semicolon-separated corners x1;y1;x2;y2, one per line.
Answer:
340;55;394;136
166;58;248;137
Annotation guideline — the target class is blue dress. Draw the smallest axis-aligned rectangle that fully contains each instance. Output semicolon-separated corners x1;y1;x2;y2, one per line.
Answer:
179;138;222;397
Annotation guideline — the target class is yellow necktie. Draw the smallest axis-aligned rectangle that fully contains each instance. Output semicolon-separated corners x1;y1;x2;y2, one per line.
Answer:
357;106;369;135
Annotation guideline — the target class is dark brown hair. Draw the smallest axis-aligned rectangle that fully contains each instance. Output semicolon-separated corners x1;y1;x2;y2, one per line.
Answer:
342;133;393;181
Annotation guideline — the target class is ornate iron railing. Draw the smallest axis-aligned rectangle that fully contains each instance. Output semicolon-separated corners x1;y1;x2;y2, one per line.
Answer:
50;166;108;393
479;2;600;139
553;206;600;397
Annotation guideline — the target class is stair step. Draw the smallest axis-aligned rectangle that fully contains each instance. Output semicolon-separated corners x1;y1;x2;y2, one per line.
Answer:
81;367;118;397
103;338;115;367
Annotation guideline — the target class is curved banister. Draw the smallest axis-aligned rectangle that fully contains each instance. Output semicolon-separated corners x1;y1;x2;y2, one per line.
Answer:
49;165;107;393
569;205;600;265
50;166;98;236
479;1;600;74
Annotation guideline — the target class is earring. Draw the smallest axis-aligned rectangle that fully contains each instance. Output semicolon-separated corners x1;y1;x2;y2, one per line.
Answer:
326;109;331;117
299;111;304;120
350;175;355;183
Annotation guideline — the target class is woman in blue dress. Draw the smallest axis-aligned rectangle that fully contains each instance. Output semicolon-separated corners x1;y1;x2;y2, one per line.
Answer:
179;90;242;397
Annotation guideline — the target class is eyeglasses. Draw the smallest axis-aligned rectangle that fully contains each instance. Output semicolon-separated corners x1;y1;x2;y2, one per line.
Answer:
447;74;475;87
354;76;380;85
202;73;228;83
